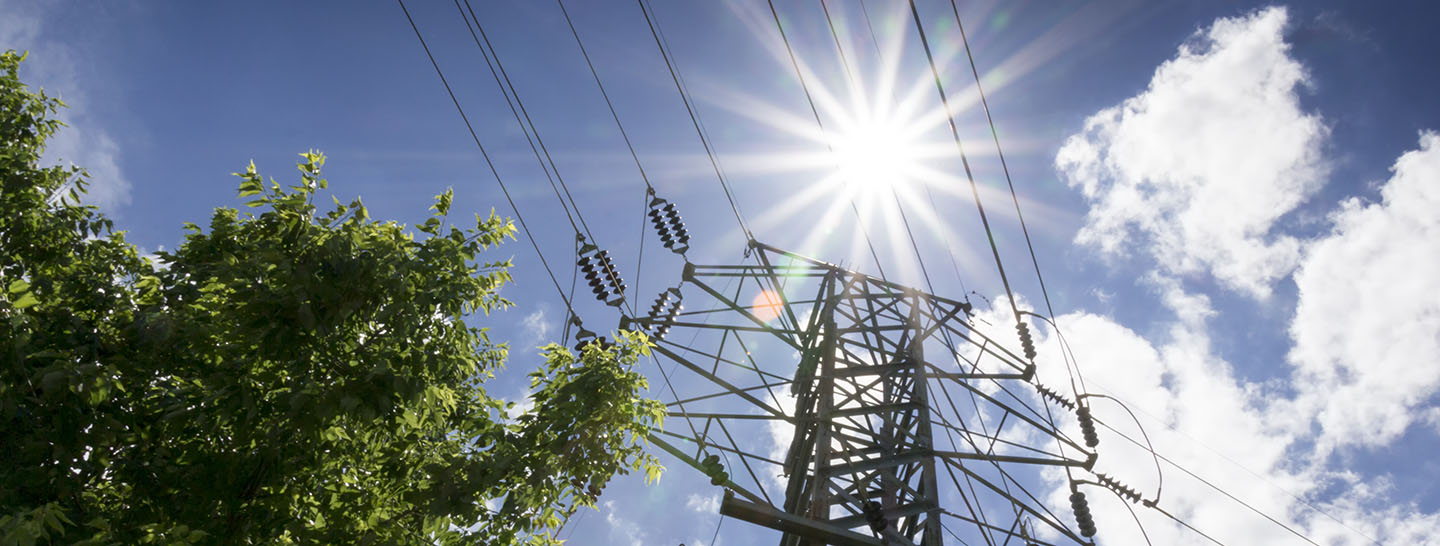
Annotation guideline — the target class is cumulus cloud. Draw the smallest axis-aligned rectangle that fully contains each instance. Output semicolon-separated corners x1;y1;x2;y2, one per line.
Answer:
642;3;1437;543
1056;7;1327;298
1289;132;1440;450
959;289;1306;544
1011;300;1438;544
1047;7;1440;542
0;0;132;213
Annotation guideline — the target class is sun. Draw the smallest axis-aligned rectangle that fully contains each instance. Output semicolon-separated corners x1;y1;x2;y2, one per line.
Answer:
829;115;920;192
700;0;1034;278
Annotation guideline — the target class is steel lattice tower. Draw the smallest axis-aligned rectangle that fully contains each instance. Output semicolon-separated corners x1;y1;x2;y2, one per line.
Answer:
625;241;1107;546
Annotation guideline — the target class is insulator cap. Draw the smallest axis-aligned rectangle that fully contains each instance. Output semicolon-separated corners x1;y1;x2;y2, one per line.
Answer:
1097;473;1142;504
1016;322;1038;360
700;453;727;485
578;242;627;306
639;286;684;341
1077;407;1100;448
1035;384;1077;411
646;192;691;255
572;328;614;352
1070;490;1097;537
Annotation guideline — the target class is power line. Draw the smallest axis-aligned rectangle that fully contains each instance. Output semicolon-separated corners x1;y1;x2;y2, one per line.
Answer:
908;7;1323;545
904;0;1023;325
816;0;950;305
395;0;574;316
1045;303;1344;544
457;0;644;317
1048;313;1365;544
898;8;1103;542
765;0;890;282
1097;417;1325;546
555;0;656;191
945;0;1089;396
634;0;754;243
444;0;581;240
814;12;1049;539
554;0;661;317
408;4;1331;545
1150;505;1229;546
851;0;974;303
456;0;599;247
1115;494;1155;546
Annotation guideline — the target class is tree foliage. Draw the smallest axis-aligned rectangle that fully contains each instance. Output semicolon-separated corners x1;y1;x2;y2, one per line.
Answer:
0;50;662;545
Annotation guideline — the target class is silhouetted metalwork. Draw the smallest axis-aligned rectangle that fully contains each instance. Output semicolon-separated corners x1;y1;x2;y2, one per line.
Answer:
630;241;1113;545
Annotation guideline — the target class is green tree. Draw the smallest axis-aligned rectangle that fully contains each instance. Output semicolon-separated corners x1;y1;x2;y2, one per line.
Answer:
0;50;662;545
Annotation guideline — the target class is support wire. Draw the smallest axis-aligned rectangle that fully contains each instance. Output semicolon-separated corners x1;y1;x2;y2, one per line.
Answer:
396;0;574;317
904;0;1022;324
765;0;890;282
635;0;755;243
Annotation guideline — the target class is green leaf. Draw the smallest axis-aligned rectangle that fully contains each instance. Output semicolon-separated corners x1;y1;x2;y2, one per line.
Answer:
0;57;662;542
13;291;39;309
433;188;453;216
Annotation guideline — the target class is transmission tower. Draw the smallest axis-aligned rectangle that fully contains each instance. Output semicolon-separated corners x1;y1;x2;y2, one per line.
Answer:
625;241;1115;545
397;1;1344;542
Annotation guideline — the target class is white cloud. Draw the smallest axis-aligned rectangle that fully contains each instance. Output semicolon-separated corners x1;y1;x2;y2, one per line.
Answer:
1289;132;1440;450
503;390;535;421
521;306;552;348
1011;299;1440;544
602;500;647;546
686;492;720;515
1425;408;1440;437
1056;6;1327;298
0;0;132;213
1043;7;1440;541
990;293;1307;544
763;390;797;494
46;123;131;210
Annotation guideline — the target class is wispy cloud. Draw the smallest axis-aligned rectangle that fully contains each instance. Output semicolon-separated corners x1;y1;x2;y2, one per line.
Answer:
686;492;720;515
0;0;132;214
521;305;553;348
601;500;647;546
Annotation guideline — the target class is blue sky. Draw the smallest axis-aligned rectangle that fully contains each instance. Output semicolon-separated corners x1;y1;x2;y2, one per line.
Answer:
6;1;1440;544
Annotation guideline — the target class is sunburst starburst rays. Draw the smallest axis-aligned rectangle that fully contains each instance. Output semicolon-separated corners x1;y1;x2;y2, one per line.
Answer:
651;1;1084;289
692;1;989;282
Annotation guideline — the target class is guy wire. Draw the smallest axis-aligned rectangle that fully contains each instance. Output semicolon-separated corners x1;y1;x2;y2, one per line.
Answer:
397;0;575;317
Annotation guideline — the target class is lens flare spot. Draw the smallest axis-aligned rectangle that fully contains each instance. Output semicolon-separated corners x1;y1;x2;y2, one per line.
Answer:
752;289;783;323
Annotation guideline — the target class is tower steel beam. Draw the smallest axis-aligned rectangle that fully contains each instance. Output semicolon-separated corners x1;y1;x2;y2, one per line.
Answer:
631;242;1102;545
